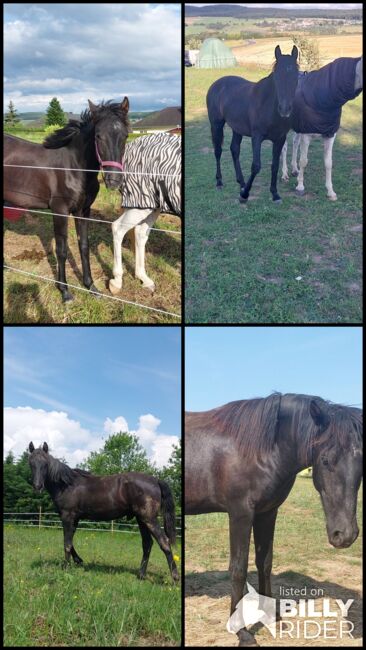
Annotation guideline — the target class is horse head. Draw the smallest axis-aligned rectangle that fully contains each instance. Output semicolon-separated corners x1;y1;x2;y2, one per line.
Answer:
309;400;363;548
28;441;49;492
88;97;130;190
273;45;299;118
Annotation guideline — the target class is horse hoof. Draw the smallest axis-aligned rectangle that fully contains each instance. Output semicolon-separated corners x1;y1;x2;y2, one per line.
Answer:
137;573;146;580
89;283;102;298
216;185;223;191
295;189;305;196
109;279;122;295
142;284;155;294
62;292;74;303
328;194;337;202
239;196;248;203
273;197;282;204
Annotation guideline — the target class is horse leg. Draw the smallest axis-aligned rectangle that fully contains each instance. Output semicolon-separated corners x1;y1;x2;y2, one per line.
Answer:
52;212;73;302
109;209;145;294
281;137;289;181
323;134;337;201
136;518;153;579
143;519;179;582
74;211;99;295
295;134;311;195
228;510;257;647
210;119;225;189
253;508;279;619
134;209;160;292
291;133;301;176
230;131;245;191
240;134;263;202
62;518;81;566
270;135;287;202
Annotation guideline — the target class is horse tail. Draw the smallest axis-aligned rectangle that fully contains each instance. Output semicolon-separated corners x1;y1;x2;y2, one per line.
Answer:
158;479;176;545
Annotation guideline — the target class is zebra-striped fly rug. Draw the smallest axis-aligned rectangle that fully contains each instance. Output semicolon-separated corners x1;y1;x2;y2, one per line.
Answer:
119;132;181;216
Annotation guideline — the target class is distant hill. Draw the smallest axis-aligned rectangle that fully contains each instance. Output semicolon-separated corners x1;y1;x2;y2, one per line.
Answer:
134;107;181;129
7;110;155;127
185;4;362;19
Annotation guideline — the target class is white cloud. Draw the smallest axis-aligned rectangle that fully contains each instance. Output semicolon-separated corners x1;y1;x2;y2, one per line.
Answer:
104;415;129;435
4;407;179;469
3;406;99;465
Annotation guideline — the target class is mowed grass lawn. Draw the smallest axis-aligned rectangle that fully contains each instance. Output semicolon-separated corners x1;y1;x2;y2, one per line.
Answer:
4;526;181;647
185;66;362;323
4;131;181;324
185;476;363;646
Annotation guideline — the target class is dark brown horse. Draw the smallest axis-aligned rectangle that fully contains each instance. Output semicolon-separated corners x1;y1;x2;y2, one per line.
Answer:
206;45;299;203
4;98;129;301
28;442;179;582
185;393;362;646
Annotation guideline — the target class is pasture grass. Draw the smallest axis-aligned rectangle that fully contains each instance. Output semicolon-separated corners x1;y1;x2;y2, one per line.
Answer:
185;65;362;323
185;476;363;646
4;526;181;647
185;476;363;567
4;130;181;324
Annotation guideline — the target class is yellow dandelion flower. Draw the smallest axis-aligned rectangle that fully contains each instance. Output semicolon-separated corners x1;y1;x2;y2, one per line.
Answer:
173;554;180;562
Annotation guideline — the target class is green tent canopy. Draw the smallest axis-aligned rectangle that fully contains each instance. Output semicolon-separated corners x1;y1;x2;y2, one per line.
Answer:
196;38;237;69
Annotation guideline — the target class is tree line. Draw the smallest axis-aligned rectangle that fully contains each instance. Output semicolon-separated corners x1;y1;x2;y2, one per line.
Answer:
4;432;181;517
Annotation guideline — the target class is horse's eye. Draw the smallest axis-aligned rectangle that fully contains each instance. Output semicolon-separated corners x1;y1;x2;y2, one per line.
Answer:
322;457;329;466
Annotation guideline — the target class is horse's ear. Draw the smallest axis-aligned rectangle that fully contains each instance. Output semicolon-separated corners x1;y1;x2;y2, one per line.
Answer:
310;400;330;431
29;441;34;453
43;442;49;453
121;96;129;114
291;45;299;61
275;45;282;61
88;99;98;115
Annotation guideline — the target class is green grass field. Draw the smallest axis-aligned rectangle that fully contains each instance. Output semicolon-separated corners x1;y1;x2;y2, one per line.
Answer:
185;66;362;323
4;526;181;647
4;131;181;324
185;476;362;646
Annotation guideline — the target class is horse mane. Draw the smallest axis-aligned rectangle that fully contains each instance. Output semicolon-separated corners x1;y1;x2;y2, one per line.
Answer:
208;392;282;457
43;100;130;149
197;393;362;464
47;454;91;486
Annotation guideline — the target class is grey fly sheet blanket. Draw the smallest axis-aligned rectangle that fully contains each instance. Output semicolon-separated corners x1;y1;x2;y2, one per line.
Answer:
291;57;362;137
119;132;181;216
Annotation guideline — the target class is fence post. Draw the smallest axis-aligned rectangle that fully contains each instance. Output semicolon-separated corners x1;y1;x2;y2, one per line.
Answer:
111;520;114;534
39;506;42;529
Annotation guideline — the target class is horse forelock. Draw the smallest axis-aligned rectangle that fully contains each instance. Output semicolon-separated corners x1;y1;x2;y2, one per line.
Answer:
81;100;130;128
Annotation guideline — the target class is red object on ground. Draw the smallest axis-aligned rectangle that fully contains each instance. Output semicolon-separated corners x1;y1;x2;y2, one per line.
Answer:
3;207;26;222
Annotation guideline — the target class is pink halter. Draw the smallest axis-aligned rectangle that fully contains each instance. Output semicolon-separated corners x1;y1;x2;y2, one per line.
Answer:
95;140;124;172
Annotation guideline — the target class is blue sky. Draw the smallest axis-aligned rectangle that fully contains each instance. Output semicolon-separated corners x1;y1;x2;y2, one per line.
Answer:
4;3;181;113
185;327;362;411
4;327;181;467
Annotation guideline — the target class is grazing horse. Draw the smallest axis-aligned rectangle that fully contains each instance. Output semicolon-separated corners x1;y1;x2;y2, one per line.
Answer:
4;98;129;301
281;57;363;199
206;45;299;203
28;442;179;582
109;132;181;295
185;393;362;646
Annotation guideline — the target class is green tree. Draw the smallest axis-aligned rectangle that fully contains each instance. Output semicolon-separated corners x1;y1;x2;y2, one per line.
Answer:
45;97;67;126
79;432;154;475
4;450;53;513
4;100;21;127
293;34;321;70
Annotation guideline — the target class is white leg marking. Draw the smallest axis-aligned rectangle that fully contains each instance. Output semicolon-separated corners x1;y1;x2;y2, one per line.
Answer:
135;209;160;291
291;132;301;175
109;208;152;294
296;134;311;193
281;138;289;181
323;135;337;201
